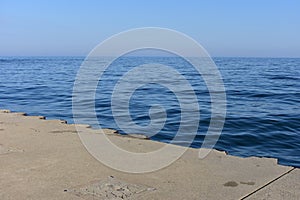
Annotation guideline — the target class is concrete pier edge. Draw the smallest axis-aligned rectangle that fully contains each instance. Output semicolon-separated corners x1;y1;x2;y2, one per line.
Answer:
0;109;299;199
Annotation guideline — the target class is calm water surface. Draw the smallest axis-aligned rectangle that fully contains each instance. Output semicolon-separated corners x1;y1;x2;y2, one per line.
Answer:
0;56;299;167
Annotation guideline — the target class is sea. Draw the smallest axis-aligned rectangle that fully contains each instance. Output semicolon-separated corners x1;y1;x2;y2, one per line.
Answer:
0;56;299;168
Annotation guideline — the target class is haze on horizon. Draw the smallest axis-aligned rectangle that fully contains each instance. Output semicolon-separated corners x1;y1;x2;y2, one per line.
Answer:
1;0;300;58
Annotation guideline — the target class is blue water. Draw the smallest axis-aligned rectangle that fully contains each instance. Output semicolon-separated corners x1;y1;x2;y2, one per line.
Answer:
0;56;299;168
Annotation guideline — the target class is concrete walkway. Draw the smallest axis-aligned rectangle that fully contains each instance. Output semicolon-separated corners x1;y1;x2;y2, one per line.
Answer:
0;110;299;200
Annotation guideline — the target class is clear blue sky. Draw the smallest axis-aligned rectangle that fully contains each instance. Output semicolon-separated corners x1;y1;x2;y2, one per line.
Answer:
1;0;299;57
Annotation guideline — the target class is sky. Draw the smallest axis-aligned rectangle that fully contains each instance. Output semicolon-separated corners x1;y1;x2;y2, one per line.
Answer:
1;0;300;57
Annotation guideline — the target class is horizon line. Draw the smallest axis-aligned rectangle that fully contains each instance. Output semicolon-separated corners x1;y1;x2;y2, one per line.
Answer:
1;55;300;59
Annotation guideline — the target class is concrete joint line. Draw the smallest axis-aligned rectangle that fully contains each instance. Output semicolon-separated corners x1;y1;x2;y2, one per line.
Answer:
240;167;296;200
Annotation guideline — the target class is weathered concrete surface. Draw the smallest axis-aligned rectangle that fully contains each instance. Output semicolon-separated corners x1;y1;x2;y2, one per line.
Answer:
0;110;298;200
246;168;300;200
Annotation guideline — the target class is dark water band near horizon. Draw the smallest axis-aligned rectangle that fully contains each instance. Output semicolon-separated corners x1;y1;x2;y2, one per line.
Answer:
0;56;299;168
